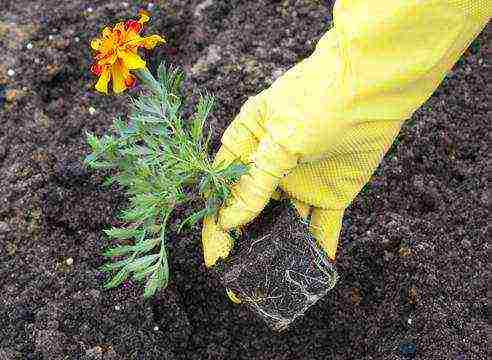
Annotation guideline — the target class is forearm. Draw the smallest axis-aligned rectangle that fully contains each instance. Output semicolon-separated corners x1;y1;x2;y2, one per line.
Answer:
325;0;490;120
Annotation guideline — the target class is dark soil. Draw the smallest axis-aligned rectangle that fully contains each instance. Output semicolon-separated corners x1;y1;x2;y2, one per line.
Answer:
0;1;489;359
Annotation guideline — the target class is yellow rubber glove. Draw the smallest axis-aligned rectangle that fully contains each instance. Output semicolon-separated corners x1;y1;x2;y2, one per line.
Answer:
202;0;490;268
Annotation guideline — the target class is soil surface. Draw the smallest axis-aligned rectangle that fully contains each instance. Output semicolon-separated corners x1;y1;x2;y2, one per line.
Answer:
0;1;489;359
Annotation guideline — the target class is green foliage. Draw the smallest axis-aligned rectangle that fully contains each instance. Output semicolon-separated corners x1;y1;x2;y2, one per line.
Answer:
85;63;247;298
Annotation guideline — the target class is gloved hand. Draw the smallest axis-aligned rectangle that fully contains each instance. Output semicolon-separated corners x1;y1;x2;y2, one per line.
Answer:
202;0;490;268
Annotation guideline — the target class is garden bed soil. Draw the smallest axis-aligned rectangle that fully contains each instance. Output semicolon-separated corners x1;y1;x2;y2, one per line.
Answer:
0;1;489;359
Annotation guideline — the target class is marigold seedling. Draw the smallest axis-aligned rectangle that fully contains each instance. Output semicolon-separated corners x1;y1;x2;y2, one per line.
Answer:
86;13;247;298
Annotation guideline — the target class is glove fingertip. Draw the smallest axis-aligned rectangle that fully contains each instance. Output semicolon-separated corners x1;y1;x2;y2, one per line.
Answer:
202;216;234;267
310;208;344;261
291;199;311;220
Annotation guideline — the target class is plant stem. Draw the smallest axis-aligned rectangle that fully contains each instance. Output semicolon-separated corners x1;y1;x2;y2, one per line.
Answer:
135;67;161;93
159;210;171;285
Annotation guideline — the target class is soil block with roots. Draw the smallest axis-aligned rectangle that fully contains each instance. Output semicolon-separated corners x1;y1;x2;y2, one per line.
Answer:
214;201;338;331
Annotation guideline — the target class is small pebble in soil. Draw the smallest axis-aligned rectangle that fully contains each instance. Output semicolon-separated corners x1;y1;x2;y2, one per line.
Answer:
7;69;15;77
114;305;121;311
65;257;73;266
6;242;17;256
399;246;411;257
86;7;93;13
351;287;362;305
5;89;18;102
121;1;129;8
88;106;97;115
0;85;5;108
399;342;416;358
85;346;104;359
153;325;159;331
75;37;80;43
26;42;33;49
48;35;54;41
408;287;417;305
147;3;155;10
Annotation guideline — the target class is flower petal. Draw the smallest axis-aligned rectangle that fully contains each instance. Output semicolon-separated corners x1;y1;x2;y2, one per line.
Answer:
111;60;130;93
114;22;126;32
113;22;127;39
138;10;150;24
90;38;102;50
102;26;112;39
125;20;143;34
119;50;146;70
123;32;142;48
97;51;118;66
140;35;166;50
124;74;137;89
91;63;103;75
95;68;111;94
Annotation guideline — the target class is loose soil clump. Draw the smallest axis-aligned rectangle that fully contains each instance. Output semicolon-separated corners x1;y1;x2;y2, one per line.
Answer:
218;202;338;331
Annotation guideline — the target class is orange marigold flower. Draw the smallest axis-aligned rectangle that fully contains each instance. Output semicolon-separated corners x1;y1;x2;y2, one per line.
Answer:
90;11;165;94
